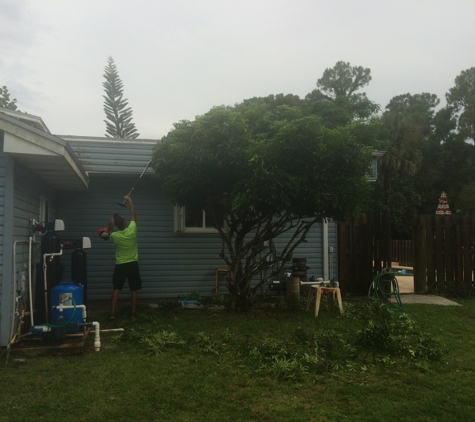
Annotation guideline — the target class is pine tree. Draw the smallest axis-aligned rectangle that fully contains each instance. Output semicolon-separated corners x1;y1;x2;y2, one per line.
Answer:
0;86;18;110
102;57;139;139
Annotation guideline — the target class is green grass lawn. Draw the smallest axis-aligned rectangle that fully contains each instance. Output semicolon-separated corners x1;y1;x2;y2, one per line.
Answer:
2;297;475;422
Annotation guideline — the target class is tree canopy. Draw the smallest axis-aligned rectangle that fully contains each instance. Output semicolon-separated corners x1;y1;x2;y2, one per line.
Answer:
317;61;372;98
446;67;475;143
0;86;18;110
153;89;378;310
103;57;140;139
149;60;475;307
303;62;379;128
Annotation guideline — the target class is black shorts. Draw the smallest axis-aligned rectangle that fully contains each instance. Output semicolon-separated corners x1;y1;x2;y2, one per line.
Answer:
112;261;142;291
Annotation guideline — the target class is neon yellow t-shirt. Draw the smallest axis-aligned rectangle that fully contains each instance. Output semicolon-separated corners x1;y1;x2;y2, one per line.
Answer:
110;221;138;264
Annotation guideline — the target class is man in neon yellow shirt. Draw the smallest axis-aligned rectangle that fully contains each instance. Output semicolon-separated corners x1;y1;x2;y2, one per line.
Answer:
107;195;142;320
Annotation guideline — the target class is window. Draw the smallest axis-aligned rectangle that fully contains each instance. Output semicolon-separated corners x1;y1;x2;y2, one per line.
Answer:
367;151;385;182
174;205;226;233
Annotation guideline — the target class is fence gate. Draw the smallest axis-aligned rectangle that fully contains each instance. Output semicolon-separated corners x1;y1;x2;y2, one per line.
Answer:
338;214;386;296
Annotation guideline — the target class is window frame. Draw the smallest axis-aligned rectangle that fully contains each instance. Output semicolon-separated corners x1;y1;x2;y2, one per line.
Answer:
174;205;226;234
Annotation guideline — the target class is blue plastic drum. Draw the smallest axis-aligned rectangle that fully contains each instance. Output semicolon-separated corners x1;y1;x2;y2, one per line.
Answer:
51;282;84;324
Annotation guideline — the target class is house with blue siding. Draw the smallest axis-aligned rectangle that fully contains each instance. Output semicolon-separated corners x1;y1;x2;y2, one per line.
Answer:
0;109;339;347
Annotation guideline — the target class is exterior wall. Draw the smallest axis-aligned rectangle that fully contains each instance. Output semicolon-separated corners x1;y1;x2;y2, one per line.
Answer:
0;153;58;347
61;137;331;297
12;160;57;294
328;220;339;280
0;148;14;347
57;174;330;300
0;151;7;306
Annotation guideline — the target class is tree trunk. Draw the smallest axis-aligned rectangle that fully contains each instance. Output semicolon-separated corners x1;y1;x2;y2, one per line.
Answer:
224;262;252;312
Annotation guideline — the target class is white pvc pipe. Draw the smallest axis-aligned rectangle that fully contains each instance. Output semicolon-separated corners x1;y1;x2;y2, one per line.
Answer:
51;304;87;322
42;248;63;322
92;321;101;351
93;328;124;333
300;280;328;285
28;237;34;326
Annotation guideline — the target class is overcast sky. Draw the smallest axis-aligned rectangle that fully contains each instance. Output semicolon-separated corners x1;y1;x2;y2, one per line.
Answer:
1;0;474;139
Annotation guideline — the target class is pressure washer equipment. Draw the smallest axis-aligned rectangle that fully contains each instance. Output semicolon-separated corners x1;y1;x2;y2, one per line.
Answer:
116;158;152;208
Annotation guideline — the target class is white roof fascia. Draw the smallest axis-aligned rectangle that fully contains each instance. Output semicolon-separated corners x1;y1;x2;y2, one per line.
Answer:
0;113;88;190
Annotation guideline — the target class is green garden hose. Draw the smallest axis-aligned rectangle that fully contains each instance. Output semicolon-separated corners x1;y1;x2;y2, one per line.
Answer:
368;271;404;311
46;297;77;328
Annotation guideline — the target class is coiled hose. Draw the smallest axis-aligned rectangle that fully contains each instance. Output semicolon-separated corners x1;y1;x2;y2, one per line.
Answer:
368;270;404;311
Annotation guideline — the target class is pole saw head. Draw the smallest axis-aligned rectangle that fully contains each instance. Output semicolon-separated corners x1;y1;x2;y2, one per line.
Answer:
96;227;109;241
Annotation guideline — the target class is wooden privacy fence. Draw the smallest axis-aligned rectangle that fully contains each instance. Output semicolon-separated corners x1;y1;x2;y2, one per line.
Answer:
338;214;387;296
391;239;413;267
338;214;413;296
413;215;475;294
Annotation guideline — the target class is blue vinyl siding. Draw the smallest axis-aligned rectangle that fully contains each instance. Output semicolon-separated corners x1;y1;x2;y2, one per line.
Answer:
0;151;8;318
0;154;59;346
55;137;332;299
57;174;330;300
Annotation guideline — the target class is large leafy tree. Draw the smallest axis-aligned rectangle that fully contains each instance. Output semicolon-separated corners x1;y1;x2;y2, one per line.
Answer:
376;93;439;244
303;61;379;128
0;85;18;110
317;61;372;98
103;57;139;139
446;67;475;143
153;100;376;311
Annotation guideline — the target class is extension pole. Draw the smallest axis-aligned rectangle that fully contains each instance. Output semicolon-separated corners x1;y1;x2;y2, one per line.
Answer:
117;158;153;208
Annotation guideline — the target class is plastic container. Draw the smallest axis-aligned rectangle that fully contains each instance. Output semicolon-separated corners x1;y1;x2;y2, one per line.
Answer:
51;282;84;325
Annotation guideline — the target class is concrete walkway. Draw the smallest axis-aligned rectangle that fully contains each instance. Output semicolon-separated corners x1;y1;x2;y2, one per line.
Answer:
398;294;461;306
395;273;461;306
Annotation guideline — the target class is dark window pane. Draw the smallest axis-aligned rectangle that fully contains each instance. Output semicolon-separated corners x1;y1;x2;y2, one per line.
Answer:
185;207;203;228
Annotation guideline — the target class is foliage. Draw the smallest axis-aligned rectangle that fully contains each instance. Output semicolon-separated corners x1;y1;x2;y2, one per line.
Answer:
140;330;186;356
0;85;18;110
317;61;372;98
456;181;475;214
302;61;380;128
184;290;203;301
268;356;309;380
153;101;375;311
4;300;473;421
355;303;442;361
379;93;439;184
369;93;441;241
302;89;380;128
193;332;220;355
446;66;475;143
365;68;475;236
102;56;140;139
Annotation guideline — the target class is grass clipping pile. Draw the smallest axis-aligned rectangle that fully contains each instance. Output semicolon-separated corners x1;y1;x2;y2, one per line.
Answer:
110;299;442;381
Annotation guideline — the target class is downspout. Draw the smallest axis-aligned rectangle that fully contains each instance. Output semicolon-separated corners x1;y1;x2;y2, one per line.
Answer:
322;219;329;280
